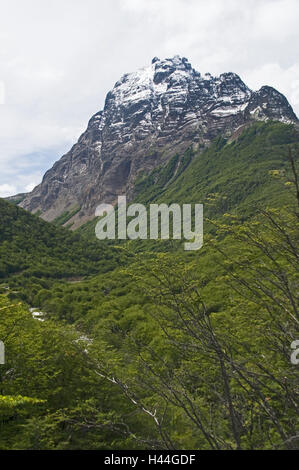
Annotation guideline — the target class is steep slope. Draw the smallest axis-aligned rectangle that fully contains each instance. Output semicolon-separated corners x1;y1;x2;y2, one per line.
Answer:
134;121;299;211
20;56;297;228
0;198;122;288
2;122;298;451
17;126;298;451
78;121;299;239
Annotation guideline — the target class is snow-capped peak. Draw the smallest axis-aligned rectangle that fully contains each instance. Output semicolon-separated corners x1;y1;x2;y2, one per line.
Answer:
21;56;298;227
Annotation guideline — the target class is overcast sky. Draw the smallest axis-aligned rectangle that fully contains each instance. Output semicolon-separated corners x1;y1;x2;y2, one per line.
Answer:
0;0;298;197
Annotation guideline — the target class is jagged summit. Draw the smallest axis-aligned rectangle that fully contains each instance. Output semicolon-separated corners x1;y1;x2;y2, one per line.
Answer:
20;56;298;228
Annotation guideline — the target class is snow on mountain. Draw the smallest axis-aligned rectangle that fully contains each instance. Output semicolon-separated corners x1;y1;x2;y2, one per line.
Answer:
20;56;298;228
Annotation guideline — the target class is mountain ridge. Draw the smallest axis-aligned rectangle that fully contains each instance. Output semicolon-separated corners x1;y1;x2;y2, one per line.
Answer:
20;56;298;228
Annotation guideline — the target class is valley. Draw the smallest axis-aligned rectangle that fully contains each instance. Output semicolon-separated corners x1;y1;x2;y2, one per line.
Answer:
0;56;298;450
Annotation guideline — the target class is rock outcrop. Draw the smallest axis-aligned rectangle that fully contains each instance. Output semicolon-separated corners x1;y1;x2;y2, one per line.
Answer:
20;56;298;228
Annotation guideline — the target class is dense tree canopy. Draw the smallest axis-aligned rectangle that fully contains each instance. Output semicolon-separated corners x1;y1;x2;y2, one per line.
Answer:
0;122;298;449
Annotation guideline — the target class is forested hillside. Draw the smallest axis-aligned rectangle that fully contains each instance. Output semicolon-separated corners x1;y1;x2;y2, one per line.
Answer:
79;121;299;239
134;121;298;210
0;199;126;299
0;122;298;450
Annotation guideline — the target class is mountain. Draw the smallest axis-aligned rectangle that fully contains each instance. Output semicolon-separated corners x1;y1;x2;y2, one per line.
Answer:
78;121;299;239
133;121;299;211
1;99;298;450
20;55;298;228
6;121;297;450
5;193;27;205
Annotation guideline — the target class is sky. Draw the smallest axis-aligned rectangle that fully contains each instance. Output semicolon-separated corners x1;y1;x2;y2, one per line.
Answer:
0;0;298;197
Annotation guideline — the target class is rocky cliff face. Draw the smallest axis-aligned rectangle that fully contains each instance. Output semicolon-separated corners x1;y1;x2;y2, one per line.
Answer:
20;56;298;228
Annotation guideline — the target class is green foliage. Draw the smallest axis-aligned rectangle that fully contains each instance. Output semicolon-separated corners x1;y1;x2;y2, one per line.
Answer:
53;206;81;227
0;121;298;449
78;122;299;242
135;122;298;216
0;198;129;304
0;295;143;449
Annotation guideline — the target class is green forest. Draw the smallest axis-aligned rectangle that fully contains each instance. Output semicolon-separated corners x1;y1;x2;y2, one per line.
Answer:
0;122;298;450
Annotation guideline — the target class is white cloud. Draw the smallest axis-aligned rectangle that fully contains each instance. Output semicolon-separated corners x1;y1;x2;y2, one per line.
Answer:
246;63;299;105
0;0;298;195
254;0;299;41
0;184;17;198
25;182;38;192
0;81;5;104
